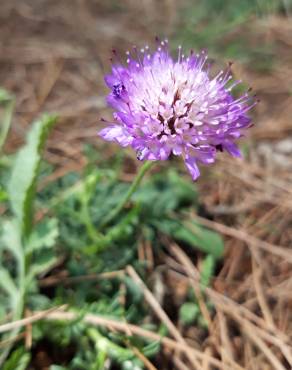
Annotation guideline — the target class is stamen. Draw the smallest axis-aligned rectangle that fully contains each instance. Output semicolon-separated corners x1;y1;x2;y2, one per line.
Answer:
132;45;144;67
178;45;182;63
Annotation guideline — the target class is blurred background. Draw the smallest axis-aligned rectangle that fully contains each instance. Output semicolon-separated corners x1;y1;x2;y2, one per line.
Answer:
0;1;292;369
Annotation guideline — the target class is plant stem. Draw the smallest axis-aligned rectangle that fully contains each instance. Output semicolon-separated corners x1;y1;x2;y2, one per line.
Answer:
81;196;107;245
100;161;155;228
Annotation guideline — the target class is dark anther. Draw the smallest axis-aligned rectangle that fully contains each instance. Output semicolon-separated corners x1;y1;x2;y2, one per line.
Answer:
215;144;223;152
167;117;176;135
113;83;125;98
172;89;181;106
136;149;145;160
157;113;164;123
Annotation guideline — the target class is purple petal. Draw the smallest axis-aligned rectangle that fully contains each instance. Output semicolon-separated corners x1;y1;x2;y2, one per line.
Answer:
223;141;242;158
99;125;132;147
185;157;200;180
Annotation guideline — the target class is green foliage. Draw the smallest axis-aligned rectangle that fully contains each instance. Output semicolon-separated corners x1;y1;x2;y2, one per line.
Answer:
8;114;57;238
0;113;58;365
179;302;200;325
26;218;59;254
2;347;30;370
0;89;224;368
176;0;290;70
156;219;224;259
200;254;216;287
0;89;14;154
0;219;24;320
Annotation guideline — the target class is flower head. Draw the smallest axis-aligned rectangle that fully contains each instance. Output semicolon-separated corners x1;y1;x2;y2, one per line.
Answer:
99;40;255;180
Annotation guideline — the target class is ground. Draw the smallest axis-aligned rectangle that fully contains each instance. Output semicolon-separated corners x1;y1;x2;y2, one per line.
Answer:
0;1;292;369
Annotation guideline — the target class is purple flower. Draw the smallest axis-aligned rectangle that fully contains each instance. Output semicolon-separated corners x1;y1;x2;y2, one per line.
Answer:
99;40;255;180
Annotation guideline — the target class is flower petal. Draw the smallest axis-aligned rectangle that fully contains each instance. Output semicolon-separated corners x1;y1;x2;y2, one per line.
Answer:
185;157;200;180
99;125;132;147
223;141;242;158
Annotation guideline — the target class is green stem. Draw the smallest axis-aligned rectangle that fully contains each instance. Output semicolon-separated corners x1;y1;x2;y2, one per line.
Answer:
82;198;106;245
100;161;155;228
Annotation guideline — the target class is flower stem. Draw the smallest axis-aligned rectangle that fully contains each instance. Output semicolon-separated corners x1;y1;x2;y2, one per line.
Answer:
100;160;155;228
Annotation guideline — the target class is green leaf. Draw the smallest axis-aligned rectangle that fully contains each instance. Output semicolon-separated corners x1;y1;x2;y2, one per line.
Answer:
27;250;58;281
0;268;18;301
179;302;200;325
0;220;25;366
156;219;224;259
134;169;198;218
200;254;216;287
105;205;140;243
2;347;30;370
0;185;8;202
0;89;14;153
25;217;59;254
142;340;161;357
185;221;224;258
8;114;57;238
0;89;13;103
124;276;143;304
0;220;23;305
1;220;23;264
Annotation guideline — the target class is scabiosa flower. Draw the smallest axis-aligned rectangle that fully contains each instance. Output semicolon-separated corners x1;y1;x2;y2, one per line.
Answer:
99;39;255;180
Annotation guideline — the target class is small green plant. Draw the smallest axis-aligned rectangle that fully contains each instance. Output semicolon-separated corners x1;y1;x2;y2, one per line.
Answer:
0;113;58;365
0;80;224;367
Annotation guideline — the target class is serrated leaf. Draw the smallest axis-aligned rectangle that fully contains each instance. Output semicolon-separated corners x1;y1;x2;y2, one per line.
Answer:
0;220;23;304
0;88;14;153
1;220;23;264
8;114;57;238
0;220;25;366
0;268;18;301
27;250;58;282
25;217;59;254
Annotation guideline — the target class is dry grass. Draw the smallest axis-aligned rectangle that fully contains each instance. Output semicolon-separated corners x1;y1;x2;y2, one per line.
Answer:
1;1;292;369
